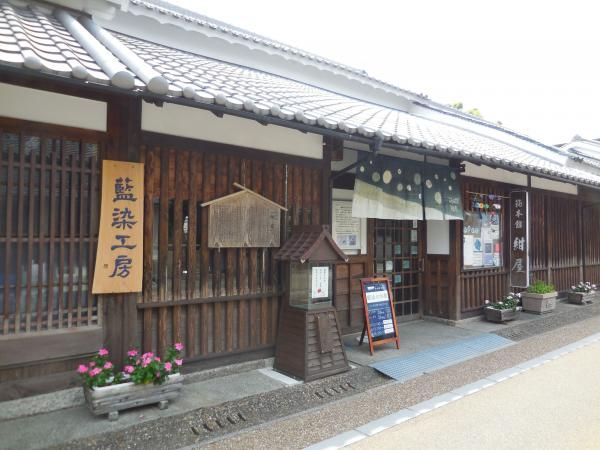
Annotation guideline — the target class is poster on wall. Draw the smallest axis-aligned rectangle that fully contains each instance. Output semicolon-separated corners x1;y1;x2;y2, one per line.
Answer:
463;211;502;269
332;200;362;250
92;161;144;294
510;190;529;287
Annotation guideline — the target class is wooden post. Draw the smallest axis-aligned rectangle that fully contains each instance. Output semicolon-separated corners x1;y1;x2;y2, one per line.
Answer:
448;220;462;321
578;200;584;281
321;138;333;225
102;96;142;366
545;194;552;285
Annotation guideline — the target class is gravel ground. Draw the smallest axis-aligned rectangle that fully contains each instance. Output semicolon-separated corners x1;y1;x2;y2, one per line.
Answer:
52;307;600;450
202;313;600;450
53;365;388;450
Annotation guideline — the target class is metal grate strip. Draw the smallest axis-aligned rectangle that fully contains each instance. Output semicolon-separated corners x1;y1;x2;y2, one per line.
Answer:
370;333;514;381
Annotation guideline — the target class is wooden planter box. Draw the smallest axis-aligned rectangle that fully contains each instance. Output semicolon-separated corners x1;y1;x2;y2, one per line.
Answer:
484;307;521;323
567;292;596;305
521;292;557;314
83;373;183;421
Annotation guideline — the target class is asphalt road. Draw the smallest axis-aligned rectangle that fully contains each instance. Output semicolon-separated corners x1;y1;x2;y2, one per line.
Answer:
350;340;600;450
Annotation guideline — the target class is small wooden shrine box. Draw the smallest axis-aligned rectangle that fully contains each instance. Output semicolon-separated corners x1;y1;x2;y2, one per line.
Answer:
274;225;350;381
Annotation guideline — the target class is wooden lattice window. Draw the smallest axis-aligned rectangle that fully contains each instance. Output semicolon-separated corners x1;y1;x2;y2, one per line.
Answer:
0;122;102;335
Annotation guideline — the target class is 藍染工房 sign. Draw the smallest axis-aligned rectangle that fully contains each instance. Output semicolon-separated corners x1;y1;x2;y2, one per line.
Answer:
92;161;144;294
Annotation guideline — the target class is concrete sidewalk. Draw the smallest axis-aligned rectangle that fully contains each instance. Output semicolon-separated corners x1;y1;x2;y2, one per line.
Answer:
206;311;600;450
0;299;597;450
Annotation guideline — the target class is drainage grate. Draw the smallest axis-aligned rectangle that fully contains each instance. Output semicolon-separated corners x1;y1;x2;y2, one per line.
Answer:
314;382;356;399
191;411;247;435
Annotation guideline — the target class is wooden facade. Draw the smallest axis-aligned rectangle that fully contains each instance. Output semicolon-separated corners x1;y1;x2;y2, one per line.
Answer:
136;134;326;363
2;74;600;397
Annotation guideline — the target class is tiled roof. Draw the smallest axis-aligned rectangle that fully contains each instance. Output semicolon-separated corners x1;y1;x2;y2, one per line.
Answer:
274;225;348;263
127;0;409;90
0;2;108;81
562;138;600;170
1;0;600;188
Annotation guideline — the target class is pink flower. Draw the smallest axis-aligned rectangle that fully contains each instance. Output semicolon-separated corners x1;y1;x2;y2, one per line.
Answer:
98;348;109;356
175;359;183;366
174;342;184;351
155;372;161;378
142;352;154;359
89;368;102;377
142;358;151;368
103;362;113;370
164;362;172;372
77;364;88;374
154;357;161;362
124;365;134;374
89;361;96;368
127;349;138;357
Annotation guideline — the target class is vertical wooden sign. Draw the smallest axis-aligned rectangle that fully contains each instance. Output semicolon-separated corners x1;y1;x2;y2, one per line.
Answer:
92;160;144;294
510;190;529;288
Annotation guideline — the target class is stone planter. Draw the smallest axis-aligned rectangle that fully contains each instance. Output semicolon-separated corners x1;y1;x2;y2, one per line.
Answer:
484;307;521;323
567;291;596;305
83;373;183;421
521;291;557;314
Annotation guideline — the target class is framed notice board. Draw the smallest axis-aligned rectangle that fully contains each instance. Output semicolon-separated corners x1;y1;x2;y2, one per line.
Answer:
359;277;400;355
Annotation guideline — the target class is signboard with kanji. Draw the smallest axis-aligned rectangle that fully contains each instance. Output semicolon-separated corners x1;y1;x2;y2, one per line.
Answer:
92;160;144;294
510;190;529;288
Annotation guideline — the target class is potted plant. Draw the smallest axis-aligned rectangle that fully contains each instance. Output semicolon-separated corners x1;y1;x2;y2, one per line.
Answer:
78;344;184;421
483;293;522;323
521;280;557;314
568;282;597;305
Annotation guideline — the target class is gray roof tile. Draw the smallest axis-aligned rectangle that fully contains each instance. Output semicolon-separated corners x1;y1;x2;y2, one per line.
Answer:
0;1;599;187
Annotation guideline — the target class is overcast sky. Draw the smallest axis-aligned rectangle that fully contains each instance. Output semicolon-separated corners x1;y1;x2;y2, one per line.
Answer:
169;0;600;146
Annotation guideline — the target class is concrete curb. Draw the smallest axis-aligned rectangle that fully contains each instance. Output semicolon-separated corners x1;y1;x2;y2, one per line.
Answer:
304;332;600;450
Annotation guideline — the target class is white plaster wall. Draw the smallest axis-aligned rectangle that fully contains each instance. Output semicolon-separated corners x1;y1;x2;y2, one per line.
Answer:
0;82;106;131
427;220;450;255
463;162;528;186
530;176;578;195
142;102;323;159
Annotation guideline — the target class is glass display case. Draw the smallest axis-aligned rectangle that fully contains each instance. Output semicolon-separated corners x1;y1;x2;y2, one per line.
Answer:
289;262;333;310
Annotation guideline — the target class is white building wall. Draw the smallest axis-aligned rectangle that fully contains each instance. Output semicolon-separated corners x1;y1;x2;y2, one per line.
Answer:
530;176;577;195
142;102;323;159
463;162;528;186
0;82;107;131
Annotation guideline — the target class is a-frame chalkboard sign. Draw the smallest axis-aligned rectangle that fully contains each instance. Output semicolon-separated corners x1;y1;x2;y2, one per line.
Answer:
359;277;400;355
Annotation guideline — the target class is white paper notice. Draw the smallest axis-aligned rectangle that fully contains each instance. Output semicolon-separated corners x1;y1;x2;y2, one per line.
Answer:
311;266;329;298
464;235;474;266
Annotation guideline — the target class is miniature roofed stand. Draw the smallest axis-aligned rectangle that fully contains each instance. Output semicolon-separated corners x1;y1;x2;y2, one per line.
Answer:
273;225;350;381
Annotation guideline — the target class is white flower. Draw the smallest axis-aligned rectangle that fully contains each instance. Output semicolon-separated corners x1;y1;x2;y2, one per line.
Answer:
484;300;490;304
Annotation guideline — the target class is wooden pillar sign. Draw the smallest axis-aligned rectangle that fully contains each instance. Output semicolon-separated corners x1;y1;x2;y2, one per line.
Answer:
359;277;400;355
510;190;529;288
92;161;144;293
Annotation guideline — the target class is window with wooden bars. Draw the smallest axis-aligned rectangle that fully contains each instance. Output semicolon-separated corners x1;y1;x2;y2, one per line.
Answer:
0;123;102;335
